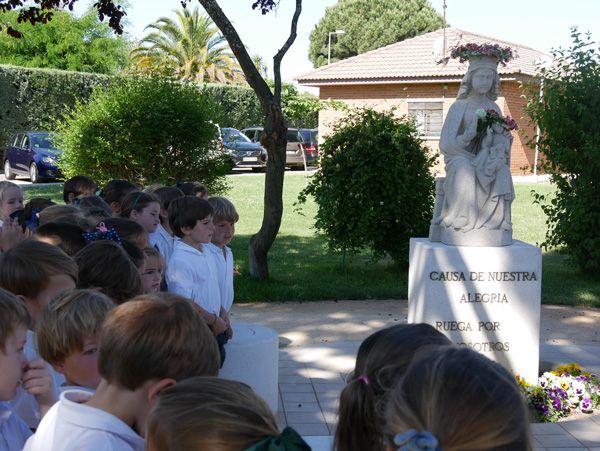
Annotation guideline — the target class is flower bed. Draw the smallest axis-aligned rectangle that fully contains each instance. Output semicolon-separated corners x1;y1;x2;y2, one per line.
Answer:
518;364;600;422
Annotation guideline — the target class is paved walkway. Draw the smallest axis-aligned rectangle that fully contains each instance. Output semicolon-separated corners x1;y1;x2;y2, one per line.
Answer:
230;300;600;451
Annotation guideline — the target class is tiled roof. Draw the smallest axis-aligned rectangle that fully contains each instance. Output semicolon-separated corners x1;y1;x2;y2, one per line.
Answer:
296;28;550;86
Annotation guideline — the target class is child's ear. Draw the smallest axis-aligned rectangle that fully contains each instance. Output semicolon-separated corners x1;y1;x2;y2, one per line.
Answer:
146;378;175;405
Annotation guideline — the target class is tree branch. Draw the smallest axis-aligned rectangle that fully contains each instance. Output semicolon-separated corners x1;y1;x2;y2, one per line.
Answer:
197;0;273;114
273;0;301;105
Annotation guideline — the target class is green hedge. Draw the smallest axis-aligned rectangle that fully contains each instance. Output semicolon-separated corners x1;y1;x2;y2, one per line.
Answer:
0;65;109;149
0;65;318;153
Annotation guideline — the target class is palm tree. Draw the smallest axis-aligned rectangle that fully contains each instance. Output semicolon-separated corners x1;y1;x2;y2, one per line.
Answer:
252;53;269;79
130;7;244;84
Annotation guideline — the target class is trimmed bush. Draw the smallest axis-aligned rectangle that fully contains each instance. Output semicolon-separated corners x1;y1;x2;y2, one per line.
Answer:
297;108;436;265
55;76;230;192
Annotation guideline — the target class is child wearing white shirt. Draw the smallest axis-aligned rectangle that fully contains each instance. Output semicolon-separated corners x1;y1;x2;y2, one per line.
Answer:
24;294;220;451
166;196;228;366
206;196;239;340
0;289;57;449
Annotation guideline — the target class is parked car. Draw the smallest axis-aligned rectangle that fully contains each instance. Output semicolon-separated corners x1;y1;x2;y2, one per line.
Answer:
218;127;267;171
299;128;319;165
242;126;316;169
3;131;62;183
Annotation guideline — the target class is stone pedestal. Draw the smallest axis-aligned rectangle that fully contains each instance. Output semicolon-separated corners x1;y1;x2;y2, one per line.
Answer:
408;238;542;383
219;322;279;412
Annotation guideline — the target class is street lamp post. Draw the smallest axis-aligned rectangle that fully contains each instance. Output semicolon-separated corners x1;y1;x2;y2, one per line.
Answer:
328;29;345;65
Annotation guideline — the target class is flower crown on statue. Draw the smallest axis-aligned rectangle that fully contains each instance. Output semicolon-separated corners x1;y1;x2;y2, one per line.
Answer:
450;43;515;66
475;109;519;133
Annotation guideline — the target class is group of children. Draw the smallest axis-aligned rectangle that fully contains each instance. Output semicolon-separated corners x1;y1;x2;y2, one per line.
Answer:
0;176;533;450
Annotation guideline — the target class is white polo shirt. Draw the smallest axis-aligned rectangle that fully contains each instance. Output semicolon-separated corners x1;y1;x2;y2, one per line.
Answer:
166;240;221;314
23;389;144;451
205;243;235;312
148;223;178;267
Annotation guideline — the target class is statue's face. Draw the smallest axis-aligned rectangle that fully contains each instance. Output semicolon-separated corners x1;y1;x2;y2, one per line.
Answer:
471;69;495;94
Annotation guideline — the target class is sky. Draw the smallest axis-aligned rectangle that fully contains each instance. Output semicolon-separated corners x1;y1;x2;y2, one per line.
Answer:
76;0;600;85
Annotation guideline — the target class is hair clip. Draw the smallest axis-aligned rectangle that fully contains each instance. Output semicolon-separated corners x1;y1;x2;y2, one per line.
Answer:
393;429;440;451
358;374;370;386
82;222;122;245
243;426;310;451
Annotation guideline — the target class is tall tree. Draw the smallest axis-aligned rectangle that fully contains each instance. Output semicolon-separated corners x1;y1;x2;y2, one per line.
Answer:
0;8;129;74
0;0;298;280
309;0;443;67
129;7;243;83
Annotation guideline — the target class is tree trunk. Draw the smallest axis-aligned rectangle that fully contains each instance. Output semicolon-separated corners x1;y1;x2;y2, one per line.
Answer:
248;104;287;279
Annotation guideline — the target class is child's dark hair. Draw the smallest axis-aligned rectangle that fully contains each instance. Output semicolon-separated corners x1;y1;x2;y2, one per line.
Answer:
99;218;147;249
177;181;207;197
335;324;451;451
0;239;78;300
154;186;185;212
168;196;213;238
119;191;160;219
121;240;145;269
74;240;143;304
34;222;87;256
63;175;98;204
98;294;219;390
384;346;532;451
15;197;56;232
78;196;112;220
99;179;138;205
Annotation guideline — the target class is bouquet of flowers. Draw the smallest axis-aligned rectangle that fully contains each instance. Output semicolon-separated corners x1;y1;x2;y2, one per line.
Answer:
475;108;519;133
517;364;600;422
450;43;515;66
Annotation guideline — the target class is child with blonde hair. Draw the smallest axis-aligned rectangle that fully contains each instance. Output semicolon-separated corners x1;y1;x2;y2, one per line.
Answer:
384;346;532;451
141;247;163;294
24;293;220;450
335;324;450;451
0;181;23;226
36;289;114;390
206;196;239;339
147;377;309;451
0;288;56;448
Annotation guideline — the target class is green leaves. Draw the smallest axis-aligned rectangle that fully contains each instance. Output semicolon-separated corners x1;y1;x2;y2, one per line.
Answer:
54;76;230;192
308;0;444;67
525;28;600;273
297;108;436;265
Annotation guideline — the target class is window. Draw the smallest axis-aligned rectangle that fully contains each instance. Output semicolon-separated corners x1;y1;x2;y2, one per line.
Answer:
408;102;443;137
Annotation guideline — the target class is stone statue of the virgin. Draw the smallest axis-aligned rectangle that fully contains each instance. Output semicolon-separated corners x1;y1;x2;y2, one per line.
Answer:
430;44;518;247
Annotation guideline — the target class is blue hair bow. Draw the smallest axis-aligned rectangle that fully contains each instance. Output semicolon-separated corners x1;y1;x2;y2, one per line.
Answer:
82;222;122;245
394;429;440;451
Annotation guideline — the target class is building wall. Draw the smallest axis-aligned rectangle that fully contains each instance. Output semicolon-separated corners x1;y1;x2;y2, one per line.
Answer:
317;81;536;175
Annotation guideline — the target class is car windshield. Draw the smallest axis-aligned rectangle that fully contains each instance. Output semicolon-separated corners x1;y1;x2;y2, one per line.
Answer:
222;128;252;143
30;133;57;149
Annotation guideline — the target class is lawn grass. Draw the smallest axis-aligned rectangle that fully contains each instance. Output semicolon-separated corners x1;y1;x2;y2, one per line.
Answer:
22;175;600;307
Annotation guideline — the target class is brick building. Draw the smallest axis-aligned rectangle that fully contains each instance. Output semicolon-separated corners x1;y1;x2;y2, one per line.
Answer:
296;28;548;175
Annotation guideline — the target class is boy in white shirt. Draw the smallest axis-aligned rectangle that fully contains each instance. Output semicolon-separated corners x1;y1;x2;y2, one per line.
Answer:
24;293;220;451
206;196;239;339
166;196;228;366
0;288;56;450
